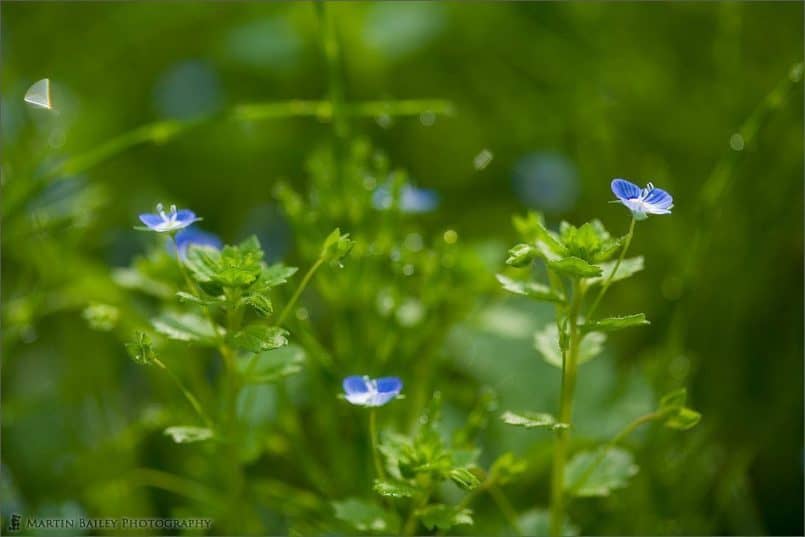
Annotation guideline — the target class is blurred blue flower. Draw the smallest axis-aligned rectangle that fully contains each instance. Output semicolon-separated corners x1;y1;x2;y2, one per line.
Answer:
512;152;579;212
611;179;673;220
170;226;222;260
372;183;439;213
342;375;403;407
139;203;200;233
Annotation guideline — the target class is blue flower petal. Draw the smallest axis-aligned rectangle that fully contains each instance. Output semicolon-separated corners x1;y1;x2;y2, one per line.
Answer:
371;391;400;407
343;375;370;395
376;377;403;395
139;213;164;229
643;187;673;209
173;227;222;259
175;209;199;225
611;178;641;200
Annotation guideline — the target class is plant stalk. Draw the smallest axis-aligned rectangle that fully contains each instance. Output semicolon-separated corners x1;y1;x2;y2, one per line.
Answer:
278;257;325;326
587;216;636;320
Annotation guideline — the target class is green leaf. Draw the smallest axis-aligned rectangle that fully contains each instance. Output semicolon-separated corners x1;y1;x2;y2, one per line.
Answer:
176;291;222;306
512;212;566;258
332;498;399;534
238;344;305;384
506;243;538;267
501;410;568;431
659;388;688;411
229;325;288;353
564;447;638;497
321;228;354;267
185;238;265;288
164;426;214;444
417;504;473;531
448;467;481;490
82;303;119;331
152;312;219;343
373;479;416;498
488;453;528;485
125;331;158;366
534;324;606;368
518;509;579;537
241;293;273;317
586;256;644;286
260;264;298;289
664;407;701;430
496;274;563;302
112;267;173;298
582;313;649;333
548;256;603;278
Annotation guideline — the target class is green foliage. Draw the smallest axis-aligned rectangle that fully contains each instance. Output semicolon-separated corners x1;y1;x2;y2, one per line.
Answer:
582;313;650;333
229;325;288;353
506;243;538;267
185;237;265;288
496;274;563;302
163;426;214;444
534;324;606;368
585;257;645;287
417;504;473;531
82;303;119;331
372;479;416;498
564;448;639;497
152;312;219;344
124;331;157;366
332;498;399;534
500;410;568;431
659;388;702;430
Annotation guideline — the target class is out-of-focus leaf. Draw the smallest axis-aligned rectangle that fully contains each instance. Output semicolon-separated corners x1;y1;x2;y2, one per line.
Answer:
535;324;606;368
564;447;638;497
586;256;644;286
260;264;298;288
417;504;473;531
152;312;219;343
164;426;214;444
518;509;579;537
240;293;273;317
373;479;416;498
448;467;481;490
582;313;649;333
496;274;563;302
238;344;305;384
332;498;399;533
664;407;702;430
488;453;528;484
176;291;222;306
501;410;568;431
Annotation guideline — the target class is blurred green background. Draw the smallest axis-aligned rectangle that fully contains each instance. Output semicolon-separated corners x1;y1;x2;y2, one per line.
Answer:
2;2;803;535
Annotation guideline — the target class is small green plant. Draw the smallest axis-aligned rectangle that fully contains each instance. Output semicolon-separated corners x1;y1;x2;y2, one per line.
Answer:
498;179;701;536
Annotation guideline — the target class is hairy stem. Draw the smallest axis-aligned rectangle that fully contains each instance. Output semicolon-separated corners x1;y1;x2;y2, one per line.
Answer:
550;280;583;537
587;216;636;320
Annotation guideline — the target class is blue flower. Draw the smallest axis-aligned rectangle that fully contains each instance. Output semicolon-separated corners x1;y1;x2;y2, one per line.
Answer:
342;375;403;407
139;203;201;233
372;183;439;213
611;179;673;220
169;226;222;260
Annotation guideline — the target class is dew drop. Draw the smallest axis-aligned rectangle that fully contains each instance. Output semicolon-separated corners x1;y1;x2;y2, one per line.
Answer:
24;78;52;110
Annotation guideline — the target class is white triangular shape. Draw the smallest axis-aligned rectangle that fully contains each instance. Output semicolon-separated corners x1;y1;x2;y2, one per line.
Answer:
24;78;52;109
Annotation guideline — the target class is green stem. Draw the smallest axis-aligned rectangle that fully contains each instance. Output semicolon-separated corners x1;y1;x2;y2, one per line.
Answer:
153;358;212;428
549;280;583;537
587;217;636;320
369;409;385;480
278;257;325;326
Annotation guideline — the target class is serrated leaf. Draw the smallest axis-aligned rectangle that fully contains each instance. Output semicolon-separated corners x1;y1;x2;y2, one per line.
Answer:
548;256;603;278
241;293;273;316
535;324;606;368
260;264;298;288
496;274;563;302
125;331;157;365
164;426;214;444
582;313;649;333
332;498;399;533
501;410;569;431
586;256;644;286
659;388;688;411
417;504;473;531
373;479;416;498
565;447;638;497
664;407;701;430
229;325;288;353
448;467;481;490
185;238;264;288
176;291;222;306
152;312;219;343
